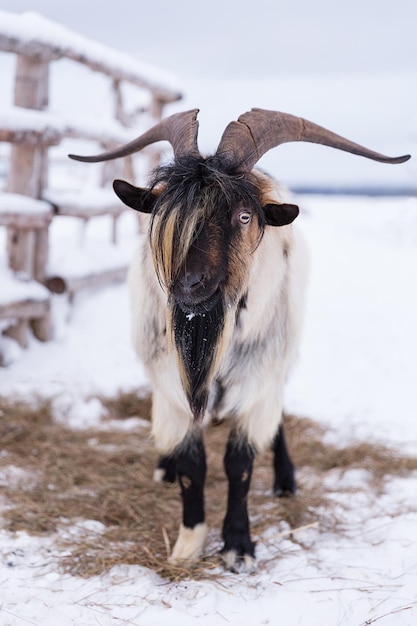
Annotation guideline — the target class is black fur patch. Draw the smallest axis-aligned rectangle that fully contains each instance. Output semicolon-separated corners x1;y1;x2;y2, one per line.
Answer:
172;298;226;421
211;378;226;416
235;292;248;327
150;155;264;219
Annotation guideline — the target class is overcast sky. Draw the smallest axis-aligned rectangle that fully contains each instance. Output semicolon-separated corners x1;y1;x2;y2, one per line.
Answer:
1;1;416;187
2;0;417;79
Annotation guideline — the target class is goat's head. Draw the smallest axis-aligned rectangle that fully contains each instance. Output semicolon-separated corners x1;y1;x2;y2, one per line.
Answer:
69;109;410;420
116;156;298;313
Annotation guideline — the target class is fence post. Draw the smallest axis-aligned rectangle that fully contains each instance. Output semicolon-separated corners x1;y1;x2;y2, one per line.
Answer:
6;54;50;280
4;53;53;343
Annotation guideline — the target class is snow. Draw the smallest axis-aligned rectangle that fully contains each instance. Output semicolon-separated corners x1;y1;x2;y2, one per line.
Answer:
0;192;51;216
1;195;416;625
0;10;181;95
0;268;49;306
1;11;417;626
285;196;417;453
0;105;134;145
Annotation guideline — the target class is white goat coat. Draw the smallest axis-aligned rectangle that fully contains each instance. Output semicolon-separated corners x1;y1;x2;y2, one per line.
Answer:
128;190;309;454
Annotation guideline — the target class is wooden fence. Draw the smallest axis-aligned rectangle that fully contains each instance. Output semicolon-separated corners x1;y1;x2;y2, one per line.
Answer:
0;11;182;356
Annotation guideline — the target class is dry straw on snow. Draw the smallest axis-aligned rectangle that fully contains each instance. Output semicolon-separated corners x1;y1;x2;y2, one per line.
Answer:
1;392;416;581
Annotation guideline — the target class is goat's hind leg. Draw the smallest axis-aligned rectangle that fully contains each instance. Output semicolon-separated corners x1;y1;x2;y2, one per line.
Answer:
272;421;296;497
221;429;256;571
168;431;208;564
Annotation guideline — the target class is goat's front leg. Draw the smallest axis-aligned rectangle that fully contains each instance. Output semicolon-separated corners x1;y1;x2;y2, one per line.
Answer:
168;431;208;564
221;429;256;571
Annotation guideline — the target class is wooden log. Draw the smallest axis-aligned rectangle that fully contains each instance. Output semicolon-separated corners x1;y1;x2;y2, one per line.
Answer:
0;296;50;321
46;266;128;298
0;127;60;145
7;54;50;199
3;319;30;349
31;309;53;342
113;79;127;126
13;53;49;109
111;216;118;245
4;55;51;281
0;297;52;346
6;227;34;276
122;155;135;184
33;226;50;283
0;210;52;230
7;143;46;198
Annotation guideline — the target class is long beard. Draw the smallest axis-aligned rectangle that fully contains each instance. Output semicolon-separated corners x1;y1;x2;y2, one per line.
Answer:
169;297;234;422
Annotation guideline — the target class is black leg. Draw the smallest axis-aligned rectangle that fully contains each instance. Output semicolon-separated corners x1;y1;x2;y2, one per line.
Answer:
168;432;208;563
272;422;296;497
222;429;256;570
176;434;207;529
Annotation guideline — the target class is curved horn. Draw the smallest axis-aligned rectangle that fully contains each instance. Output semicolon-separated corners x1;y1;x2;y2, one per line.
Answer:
69;109;201;163
216;108;411;172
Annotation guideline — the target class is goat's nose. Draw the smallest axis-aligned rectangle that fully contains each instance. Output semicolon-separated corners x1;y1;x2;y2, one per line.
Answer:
178;270;204;292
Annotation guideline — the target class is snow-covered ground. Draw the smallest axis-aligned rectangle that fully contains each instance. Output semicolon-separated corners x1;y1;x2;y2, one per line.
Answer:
1;193;417;626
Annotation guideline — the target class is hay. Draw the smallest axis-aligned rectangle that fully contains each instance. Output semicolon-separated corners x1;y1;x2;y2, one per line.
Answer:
98;387;152;421
1;394;416;581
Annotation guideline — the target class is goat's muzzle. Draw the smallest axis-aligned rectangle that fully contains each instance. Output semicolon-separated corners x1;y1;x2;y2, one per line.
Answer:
172;271;223;315
170;239;227;314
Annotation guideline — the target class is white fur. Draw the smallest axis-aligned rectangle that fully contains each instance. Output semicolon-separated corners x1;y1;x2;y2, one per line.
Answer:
168;523;208;564
214;223;309;451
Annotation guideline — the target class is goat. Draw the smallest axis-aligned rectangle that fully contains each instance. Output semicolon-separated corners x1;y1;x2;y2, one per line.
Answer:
70;109;410;570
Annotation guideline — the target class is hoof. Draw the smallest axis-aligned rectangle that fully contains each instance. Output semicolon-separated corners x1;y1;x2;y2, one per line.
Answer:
222;549;256;573
168;522;208;565
273;474;296;497
221;533;256;572
273;484;296;497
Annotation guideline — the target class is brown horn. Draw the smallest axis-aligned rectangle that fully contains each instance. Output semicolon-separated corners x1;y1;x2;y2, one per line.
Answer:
69;109;201;163
216;108;411;172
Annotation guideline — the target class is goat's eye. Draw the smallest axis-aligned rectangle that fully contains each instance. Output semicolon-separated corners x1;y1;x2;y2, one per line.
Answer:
238;211;252;225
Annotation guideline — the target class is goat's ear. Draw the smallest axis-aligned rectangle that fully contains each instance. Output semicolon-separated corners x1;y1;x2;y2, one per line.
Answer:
263;202;299;226
113;179;157;214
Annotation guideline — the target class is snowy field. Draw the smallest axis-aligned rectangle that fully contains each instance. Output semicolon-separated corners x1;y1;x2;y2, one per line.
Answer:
1;192;417;626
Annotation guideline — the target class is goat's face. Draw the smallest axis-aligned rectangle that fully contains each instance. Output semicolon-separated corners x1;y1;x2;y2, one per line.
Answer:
157;194;264;316
114;157;298;314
